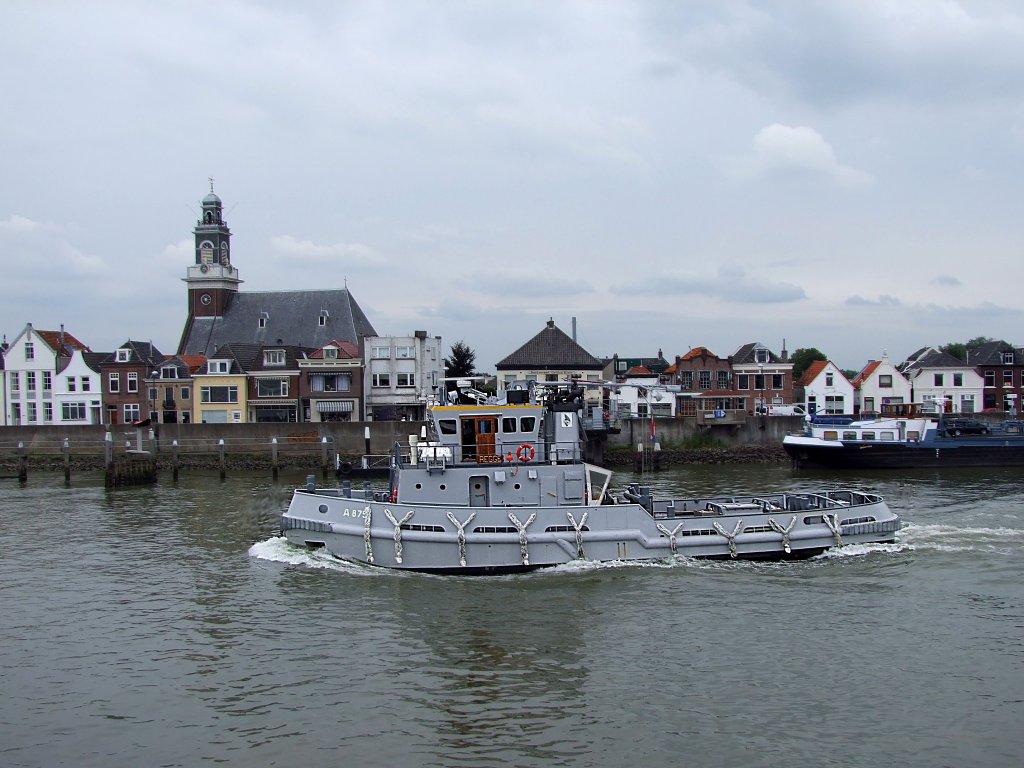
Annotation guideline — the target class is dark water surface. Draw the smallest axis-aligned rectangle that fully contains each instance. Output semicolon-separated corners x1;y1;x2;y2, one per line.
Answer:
1;465;1022;767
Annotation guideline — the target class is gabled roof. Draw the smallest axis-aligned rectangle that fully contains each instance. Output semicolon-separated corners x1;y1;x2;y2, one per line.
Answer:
248;345;311;372
851;360;881;388
496;319;604;371
731;342;784;365
207;342;263;373
309;339;360;359
35;329;90;356
968;340;1022;366
796;360;831;386
101;340;165;367
178;289;376;356
901;347;966;371
624;365;654;376
680;346;719;361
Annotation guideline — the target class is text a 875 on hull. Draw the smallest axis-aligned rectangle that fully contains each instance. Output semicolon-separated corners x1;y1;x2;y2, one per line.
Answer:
281;381;900;573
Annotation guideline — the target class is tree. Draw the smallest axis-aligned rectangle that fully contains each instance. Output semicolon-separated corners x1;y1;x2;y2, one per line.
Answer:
444;340;477;381
940;336;994;362
789;347;827;380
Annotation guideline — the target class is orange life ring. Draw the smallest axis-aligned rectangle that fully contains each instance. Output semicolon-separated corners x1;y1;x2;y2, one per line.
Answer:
390;488;398;503
516;443;536;463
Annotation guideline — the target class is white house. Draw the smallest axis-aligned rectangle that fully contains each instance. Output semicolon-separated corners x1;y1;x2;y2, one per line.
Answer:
610;367;676;418
796;360;855;415
2;324;90;426
851;353;913;415
900;347;985;414
54;349;105;424
364;331;445;421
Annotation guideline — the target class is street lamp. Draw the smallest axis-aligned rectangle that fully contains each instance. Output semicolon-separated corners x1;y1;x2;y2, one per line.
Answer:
757;363;765;415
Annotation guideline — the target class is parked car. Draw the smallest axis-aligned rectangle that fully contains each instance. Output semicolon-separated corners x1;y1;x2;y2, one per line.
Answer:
755;404;807;416
942;418;989;436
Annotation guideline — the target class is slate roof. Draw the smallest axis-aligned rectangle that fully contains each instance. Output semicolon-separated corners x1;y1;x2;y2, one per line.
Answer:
731;342;784;364
496;319;604;371
178;289;376;356
99;340;165;367
901;347;966;371
968;340;1022;366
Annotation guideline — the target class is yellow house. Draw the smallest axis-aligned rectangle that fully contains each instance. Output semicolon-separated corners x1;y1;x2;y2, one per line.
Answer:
193;356;248;424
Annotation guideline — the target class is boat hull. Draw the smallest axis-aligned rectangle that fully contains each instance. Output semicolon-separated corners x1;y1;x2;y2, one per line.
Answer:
281;488;900;574
784;436;1024;469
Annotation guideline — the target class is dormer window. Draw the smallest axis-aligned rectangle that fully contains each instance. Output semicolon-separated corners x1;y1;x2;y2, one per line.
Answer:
258;312;269;329
117;349;131;363
755;348;770;364
324;347;338;360
208;360;230;374
319;310;329;327
264;349;285;366
161;366;178;379
1003;352;1014;365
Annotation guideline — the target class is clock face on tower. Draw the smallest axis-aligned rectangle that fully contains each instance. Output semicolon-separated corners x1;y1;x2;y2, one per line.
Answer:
200;293;212;306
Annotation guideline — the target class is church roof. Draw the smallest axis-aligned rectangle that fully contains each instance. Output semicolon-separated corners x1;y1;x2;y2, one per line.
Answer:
178;289;376;357
496;319;604;371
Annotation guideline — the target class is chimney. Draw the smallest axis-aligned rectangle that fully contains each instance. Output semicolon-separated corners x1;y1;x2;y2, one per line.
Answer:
781;338;788;362
572;316;577;342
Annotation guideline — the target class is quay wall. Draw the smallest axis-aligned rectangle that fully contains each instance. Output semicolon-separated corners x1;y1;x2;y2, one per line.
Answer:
0;417;800;471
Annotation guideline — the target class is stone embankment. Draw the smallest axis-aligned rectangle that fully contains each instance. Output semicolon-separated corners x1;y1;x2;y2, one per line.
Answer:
603;444;788;467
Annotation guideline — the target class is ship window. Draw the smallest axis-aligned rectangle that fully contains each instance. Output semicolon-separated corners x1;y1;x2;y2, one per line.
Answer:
514;483;521;490
502;417;517;433
803;515;824;525
439;484;447;491
318;505;329;514
861;432;875;440
520;417;536;432
907;431;920;441
545;525;591;533
843;431;856;440
823;431;839;441
415;483;422;490
438;419;457;435
880;431;895;440
474;526;519;534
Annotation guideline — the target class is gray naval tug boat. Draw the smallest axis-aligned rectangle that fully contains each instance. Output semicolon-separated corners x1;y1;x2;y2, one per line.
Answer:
281;382;900;573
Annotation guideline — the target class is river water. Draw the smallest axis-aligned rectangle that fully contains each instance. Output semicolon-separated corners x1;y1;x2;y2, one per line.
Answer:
1;464;1022;768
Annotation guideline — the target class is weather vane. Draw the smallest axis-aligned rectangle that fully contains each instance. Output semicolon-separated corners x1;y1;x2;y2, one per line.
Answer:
208;176;215;192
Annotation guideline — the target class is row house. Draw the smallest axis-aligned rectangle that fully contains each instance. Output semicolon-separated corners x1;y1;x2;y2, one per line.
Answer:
2;324;90;426
55;349;106;424
850;354;912;416
364;331;445;421
100;341;166;425
301;340;363;423
603;351;670;383
900;347;985;414
795;361;856;415
666;346;735;416
145;355;206;424
968;340;1024;415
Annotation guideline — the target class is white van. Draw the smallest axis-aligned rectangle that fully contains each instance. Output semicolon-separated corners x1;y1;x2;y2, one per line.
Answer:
764;404;806;416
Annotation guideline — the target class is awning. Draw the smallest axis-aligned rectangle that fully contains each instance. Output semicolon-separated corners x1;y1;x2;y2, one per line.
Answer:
317;400;354;413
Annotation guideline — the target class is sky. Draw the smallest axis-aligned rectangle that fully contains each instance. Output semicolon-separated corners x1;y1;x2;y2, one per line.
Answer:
2;0;1023;373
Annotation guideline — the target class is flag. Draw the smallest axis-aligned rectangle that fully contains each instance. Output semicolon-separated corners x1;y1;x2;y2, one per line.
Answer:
649;414;656;443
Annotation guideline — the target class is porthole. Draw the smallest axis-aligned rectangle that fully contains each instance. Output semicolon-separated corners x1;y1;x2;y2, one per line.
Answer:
439;484;447;491
474;482;482;490
318;504;329;514
514;483;521;490
415;483;423;490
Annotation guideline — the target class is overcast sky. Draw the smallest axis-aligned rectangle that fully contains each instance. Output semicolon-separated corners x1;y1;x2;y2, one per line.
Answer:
3;1;1023;372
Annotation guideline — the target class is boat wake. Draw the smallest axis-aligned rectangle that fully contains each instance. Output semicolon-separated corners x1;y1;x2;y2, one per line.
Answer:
894;522;1023;555
248;537;382;576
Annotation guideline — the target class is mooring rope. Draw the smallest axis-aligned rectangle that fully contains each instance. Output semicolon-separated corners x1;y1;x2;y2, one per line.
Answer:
768;515;798;554
507;512;536;566
566;511;589;559
655;522;685;556
363;506;374;564
713;519;743;558
822;512;843;548
384;509;414;564
446;511;476;567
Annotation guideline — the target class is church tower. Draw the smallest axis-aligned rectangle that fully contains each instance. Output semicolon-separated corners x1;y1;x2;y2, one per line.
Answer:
183;179;242;318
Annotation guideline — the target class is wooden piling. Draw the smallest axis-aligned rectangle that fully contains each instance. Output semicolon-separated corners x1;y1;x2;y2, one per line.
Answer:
172;439;180;482
271;437;279;481
17;441;28;483
63;437;71;485
218;438;226;481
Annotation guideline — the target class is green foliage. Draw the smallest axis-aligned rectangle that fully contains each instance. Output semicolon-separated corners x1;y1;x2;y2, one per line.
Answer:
940;336;994;362
789;347;827;379
443;340;477;380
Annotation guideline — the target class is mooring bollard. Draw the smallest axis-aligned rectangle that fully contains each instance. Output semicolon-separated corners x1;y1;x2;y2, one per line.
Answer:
104;432;114;488
271;437;279;481
218;438;226;481
172;439;180;482
321;436;330;482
